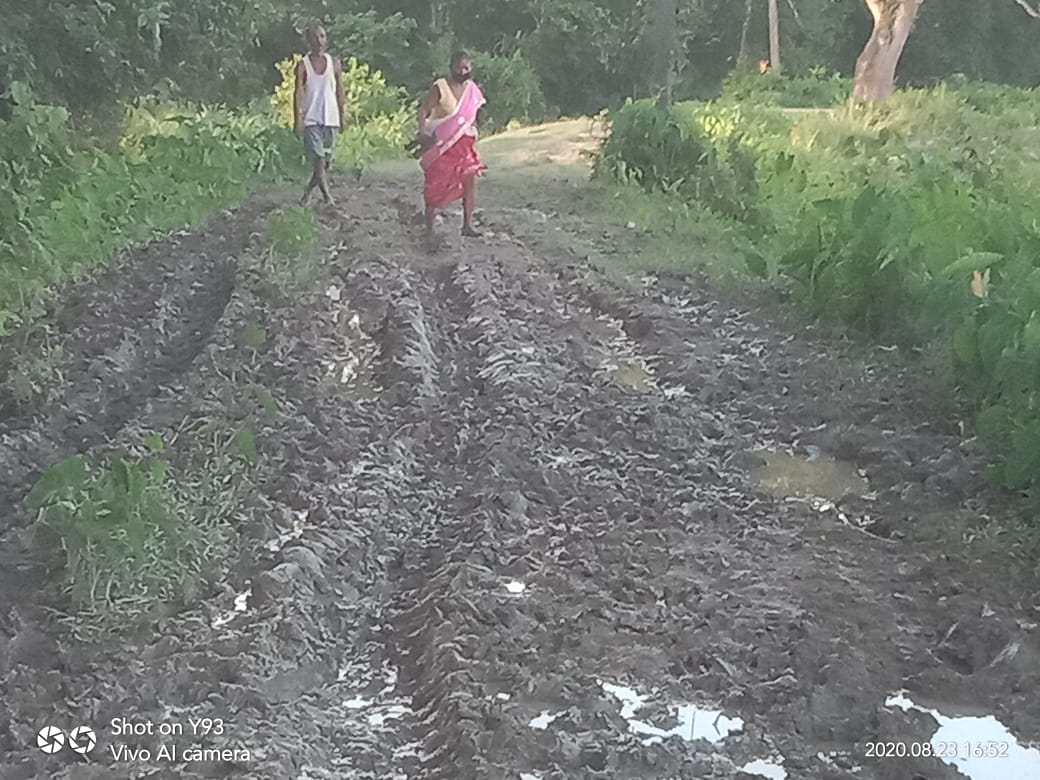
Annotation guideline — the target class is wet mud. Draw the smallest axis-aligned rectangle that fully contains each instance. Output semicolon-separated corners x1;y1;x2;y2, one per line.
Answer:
0;167;1038;780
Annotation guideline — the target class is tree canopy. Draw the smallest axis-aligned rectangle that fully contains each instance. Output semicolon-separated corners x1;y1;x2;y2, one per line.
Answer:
1;0;1037;115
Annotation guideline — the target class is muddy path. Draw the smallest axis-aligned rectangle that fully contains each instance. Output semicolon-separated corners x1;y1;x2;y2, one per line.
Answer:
2;123;1039;780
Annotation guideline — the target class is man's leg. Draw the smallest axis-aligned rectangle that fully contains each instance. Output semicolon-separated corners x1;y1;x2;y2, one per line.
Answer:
301;127;320;205
461;174;480;237
317;128;335;205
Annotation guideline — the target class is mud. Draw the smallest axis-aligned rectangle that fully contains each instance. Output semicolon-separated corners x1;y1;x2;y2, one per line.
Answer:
1;157;1039;780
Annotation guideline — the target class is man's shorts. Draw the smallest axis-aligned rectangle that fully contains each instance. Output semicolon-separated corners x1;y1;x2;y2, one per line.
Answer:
303;125;337;160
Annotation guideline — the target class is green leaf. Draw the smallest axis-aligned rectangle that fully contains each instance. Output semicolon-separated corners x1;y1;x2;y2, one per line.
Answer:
241;324;267;348
975;404;1012;447
952;320;978;365
144;433;165;453
25;455;89;510
256;385;279;415
233;428;259;465
941;251;1004;278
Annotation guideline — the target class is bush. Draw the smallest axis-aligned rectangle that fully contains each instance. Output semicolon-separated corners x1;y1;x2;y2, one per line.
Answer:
469;49;548;133
0;63;410;338
720;67;852;108
24;453;206;612
597;82;1040;495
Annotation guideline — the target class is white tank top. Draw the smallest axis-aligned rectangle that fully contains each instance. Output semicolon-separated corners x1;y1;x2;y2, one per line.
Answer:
302;54;340;127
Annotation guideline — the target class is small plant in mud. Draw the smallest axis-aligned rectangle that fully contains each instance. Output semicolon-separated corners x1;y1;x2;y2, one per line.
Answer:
24;450;210;615
2;322;65;405
261;206;322;293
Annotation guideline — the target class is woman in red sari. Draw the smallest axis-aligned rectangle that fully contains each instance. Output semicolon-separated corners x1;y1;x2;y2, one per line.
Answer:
416;51;487;238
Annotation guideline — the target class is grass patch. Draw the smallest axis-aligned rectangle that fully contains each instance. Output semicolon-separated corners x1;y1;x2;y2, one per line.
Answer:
260;205;322;294
23;449;214;617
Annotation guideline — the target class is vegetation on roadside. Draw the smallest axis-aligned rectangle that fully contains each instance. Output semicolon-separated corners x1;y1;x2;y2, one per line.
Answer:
23;449;209;614
596;73;1040;496
262;205;323;294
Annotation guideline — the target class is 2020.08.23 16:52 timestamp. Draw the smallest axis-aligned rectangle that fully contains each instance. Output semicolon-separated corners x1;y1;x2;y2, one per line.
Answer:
865;741;1011;759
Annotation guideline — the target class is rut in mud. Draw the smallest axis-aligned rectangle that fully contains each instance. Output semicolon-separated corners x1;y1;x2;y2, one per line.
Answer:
1;138;1039;780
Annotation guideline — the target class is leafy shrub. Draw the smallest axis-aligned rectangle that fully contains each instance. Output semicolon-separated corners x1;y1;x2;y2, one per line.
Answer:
593;98;765;221
24;452;207;612
721;67;852;108
262;206;322;293
468;49;548;133
0;65;410;339
598;82;1040;495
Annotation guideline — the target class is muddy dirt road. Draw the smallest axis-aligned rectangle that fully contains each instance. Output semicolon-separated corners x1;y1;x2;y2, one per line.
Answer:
1;122;1039;780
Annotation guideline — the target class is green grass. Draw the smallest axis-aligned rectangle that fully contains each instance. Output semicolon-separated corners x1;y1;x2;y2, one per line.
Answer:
261;205;323;295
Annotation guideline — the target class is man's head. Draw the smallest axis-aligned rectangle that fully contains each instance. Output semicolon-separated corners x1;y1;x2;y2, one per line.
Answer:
306;25;328;54
450;51;472;82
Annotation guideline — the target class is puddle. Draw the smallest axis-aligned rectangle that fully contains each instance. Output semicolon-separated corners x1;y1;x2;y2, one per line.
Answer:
505;581;527;595
609;360;655;392
740;758;788;779
522;679;787;773
885;691;1040;780
210;587;252;628
529;711;561;730
600;681;743;746
266;510;307;553
754;449;868;502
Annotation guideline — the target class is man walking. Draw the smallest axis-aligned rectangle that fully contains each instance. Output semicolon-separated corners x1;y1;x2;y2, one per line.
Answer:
294;25;345;206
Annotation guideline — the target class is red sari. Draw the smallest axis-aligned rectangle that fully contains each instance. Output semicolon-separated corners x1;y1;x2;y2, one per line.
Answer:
420;80;487;209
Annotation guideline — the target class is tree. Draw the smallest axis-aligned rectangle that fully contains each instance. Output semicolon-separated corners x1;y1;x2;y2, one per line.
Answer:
1012;0;1040;16
653;0;678;109
852;0;922;102
853;0;1040;102
768;0;781;72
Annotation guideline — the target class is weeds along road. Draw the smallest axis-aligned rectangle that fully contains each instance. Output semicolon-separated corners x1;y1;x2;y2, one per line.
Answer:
1;121;1038;780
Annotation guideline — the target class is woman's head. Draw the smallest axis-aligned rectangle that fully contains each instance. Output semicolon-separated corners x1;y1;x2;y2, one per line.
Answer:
450;51;473;81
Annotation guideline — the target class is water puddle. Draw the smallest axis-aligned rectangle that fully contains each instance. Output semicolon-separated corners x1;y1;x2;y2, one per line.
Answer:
608;360;655;392
521;679;787;776
529;711;561;730
600;681;744;745
886;691;1040;779
266;509;307;552
740;757;788;779
754;449;868;502
339;663;415;732
210;587;252;628
505;581;527;595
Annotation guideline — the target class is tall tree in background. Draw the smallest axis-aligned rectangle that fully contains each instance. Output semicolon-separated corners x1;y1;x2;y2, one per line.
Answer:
768;0;781;72
653;0;678;109
737;0;755;69
852;0;922;101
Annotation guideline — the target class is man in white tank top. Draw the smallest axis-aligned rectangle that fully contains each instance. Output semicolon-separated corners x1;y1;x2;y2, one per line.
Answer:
293;25;345;206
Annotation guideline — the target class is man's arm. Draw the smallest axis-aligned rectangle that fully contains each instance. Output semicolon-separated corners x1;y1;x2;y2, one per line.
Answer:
334;57;346;131
293;60;306;137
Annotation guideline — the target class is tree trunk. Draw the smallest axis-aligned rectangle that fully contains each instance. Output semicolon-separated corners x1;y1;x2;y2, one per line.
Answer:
852;0;923;102
736;0;754;69
767;0;781;73
653;0;678;110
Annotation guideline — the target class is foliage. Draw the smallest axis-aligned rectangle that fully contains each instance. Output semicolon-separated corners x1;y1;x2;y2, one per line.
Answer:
0;65;409;339
597;79;1040;495
470;49;549;133
24;451;208;612
262;206;322;293
721;68;853;107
